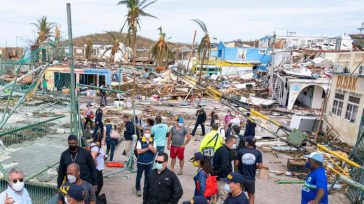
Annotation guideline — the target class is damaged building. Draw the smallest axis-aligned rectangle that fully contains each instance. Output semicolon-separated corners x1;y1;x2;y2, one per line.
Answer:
325;51;364;146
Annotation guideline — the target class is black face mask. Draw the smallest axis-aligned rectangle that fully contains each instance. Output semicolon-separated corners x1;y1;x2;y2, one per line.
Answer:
69;145;77;151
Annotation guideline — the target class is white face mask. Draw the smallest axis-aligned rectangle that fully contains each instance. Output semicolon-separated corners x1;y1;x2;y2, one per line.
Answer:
232;144;237;149
67;175;77;184
64;197;71;204
178;123;183;127
145;134;151;138
12;181;24;192
155;163;164;171
224;183;232;193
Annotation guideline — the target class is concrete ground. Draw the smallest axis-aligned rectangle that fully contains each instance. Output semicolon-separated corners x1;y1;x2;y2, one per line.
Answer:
100;138;350;204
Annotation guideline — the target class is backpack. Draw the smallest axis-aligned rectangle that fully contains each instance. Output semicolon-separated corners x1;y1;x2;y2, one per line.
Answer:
90;112;95;119
84;143;100;155
204;175;218;197
110;129;121;139
202;133;219;157
96;193;107;204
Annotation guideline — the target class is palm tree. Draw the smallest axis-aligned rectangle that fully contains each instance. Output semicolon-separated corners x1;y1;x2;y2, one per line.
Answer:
53;26;62;61
32;16;54;44
31;16;54;62
117;0;157;66
101;32;125;63
150;27;174;67
85;37;93;60
192;19;211;83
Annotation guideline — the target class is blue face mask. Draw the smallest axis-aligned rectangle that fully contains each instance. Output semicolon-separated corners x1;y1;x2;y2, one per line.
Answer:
155;163;163;171
305;161;311;169
224;183;232;193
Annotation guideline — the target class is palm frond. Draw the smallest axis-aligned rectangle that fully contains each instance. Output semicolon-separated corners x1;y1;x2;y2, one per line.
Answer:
191;19;208;34
140;0;157;10
139;10;157;19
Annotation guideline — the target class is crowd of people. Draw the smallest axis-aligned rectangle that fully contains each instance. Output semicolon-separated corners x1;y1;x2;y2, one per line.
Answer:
0;103;328;204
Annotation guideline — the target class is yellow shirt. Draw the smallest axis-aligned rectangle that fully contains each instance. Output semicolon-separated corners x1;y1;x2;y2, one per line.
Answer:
199;130;223;152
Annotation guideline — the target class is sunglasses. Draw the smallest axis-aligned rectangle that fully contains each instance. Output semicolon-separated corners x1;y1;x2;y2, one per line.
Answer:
155;160;164;164
12;178;24;183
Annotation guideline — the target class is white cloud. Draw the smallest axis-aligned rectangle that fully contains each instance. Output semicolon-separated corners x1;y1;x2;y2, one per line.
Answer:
0;0;363;47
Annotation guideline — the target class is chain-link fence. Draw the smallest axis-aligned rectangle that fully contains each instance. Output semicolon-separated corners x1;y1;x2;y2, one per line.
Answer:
0;45;74;203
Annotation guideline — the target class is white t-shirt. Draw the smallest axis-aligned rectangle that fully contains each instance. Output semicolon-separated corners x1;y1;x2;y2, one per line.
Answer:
230;117;241;126
91;143;105;171
136;140;157;150
218;127;226;140
0;186;32;204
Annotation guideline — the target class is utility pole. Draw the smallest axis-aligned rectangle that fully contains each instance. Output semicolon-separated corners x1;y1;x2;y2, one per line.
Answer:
358;22;364;34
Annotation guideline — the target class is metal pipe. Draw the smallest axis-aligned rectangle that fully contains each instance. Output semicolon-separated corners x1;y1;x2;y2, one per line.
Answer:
317;144;364;171
338;174;364;192
67;3;81;141
77;84;127;94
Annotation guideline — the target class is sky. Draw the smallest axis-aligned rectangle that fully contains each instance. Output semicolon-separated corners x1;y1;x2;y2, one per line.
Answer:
0;0;363;47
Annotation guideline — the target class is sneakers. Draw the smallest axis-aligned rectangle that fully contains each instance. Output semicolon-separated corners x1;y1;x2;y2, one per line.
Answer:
177;170;183;175
136;190;142;197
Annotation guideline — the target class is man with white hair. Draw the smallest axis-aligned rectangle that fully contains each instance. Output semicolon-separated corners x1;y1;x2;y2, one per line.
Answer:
0;168;32;204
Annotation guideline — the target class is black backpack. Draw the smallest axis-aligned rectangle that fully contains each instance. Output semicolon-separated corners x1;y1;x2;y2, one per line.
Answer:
97;193;107;204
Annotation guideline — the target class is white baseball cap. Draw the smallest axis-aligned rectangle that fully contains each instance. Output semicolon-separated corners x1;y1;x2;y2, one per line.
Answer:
304;152;324;163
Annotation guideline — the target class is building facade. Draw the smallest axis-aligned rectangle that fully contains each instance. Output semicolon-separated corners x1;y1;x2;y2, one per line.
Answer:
211;41;271;71
325;51;364;146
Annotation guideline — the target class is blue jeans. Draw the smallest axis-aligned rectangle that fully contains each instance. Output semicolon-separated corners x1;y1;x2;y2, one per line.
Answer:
107;139;118;161
156;146;165;154
136;163;153;191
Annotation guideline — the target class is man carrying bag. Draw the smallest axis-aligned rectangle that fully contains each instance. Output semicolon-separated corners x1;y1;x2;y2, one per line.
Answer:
199;123;223;160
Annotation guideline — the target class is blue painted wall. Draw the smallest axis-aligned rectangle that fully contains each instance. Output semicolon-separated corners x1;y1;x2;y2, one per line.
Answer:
212;41;272;71
84;69;112;85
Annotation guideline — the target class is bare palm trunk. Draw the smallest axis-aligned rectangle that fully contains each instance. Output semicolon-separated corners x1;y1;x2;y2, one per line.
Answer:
132;30;137;67
198;49;207;83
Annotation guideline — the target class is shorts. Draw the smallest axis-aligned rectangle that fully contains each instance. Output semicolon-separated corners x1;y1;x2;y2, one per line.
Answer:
243;178;255;194
170;145;185;160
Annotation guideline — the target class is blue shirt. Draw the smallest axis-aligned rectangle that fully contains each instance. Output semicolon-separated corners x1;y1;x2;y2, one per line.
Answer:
194;169;207;197
301;167;328;204
151;124;169;147
0;186;32;204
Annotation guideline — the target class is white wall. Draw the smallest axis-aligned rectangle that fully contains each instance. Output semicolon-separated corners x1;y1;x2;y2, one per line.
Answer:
296;86;314;108
311;86;325;109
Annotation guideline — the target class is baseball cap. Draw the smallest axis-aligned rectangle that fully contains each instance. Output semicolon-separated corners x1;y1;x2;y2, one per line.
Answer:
304;152;324;163
189;152;204;161
222;172;244;184
60;184;85;202
178;117;184;123
182;196;208;204
244;136;256;143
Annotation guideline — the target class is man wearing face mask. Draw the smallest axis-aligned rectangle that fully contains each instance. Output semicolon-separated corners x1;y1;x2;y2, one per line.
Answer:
222;172;249;204
167;117;191;175
301;152;328;204
0;168;32;204
235;136;262;204
58;163;96;204
57;135;97;190
135;128;157;197
143;153;183;204
212;136;237;204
